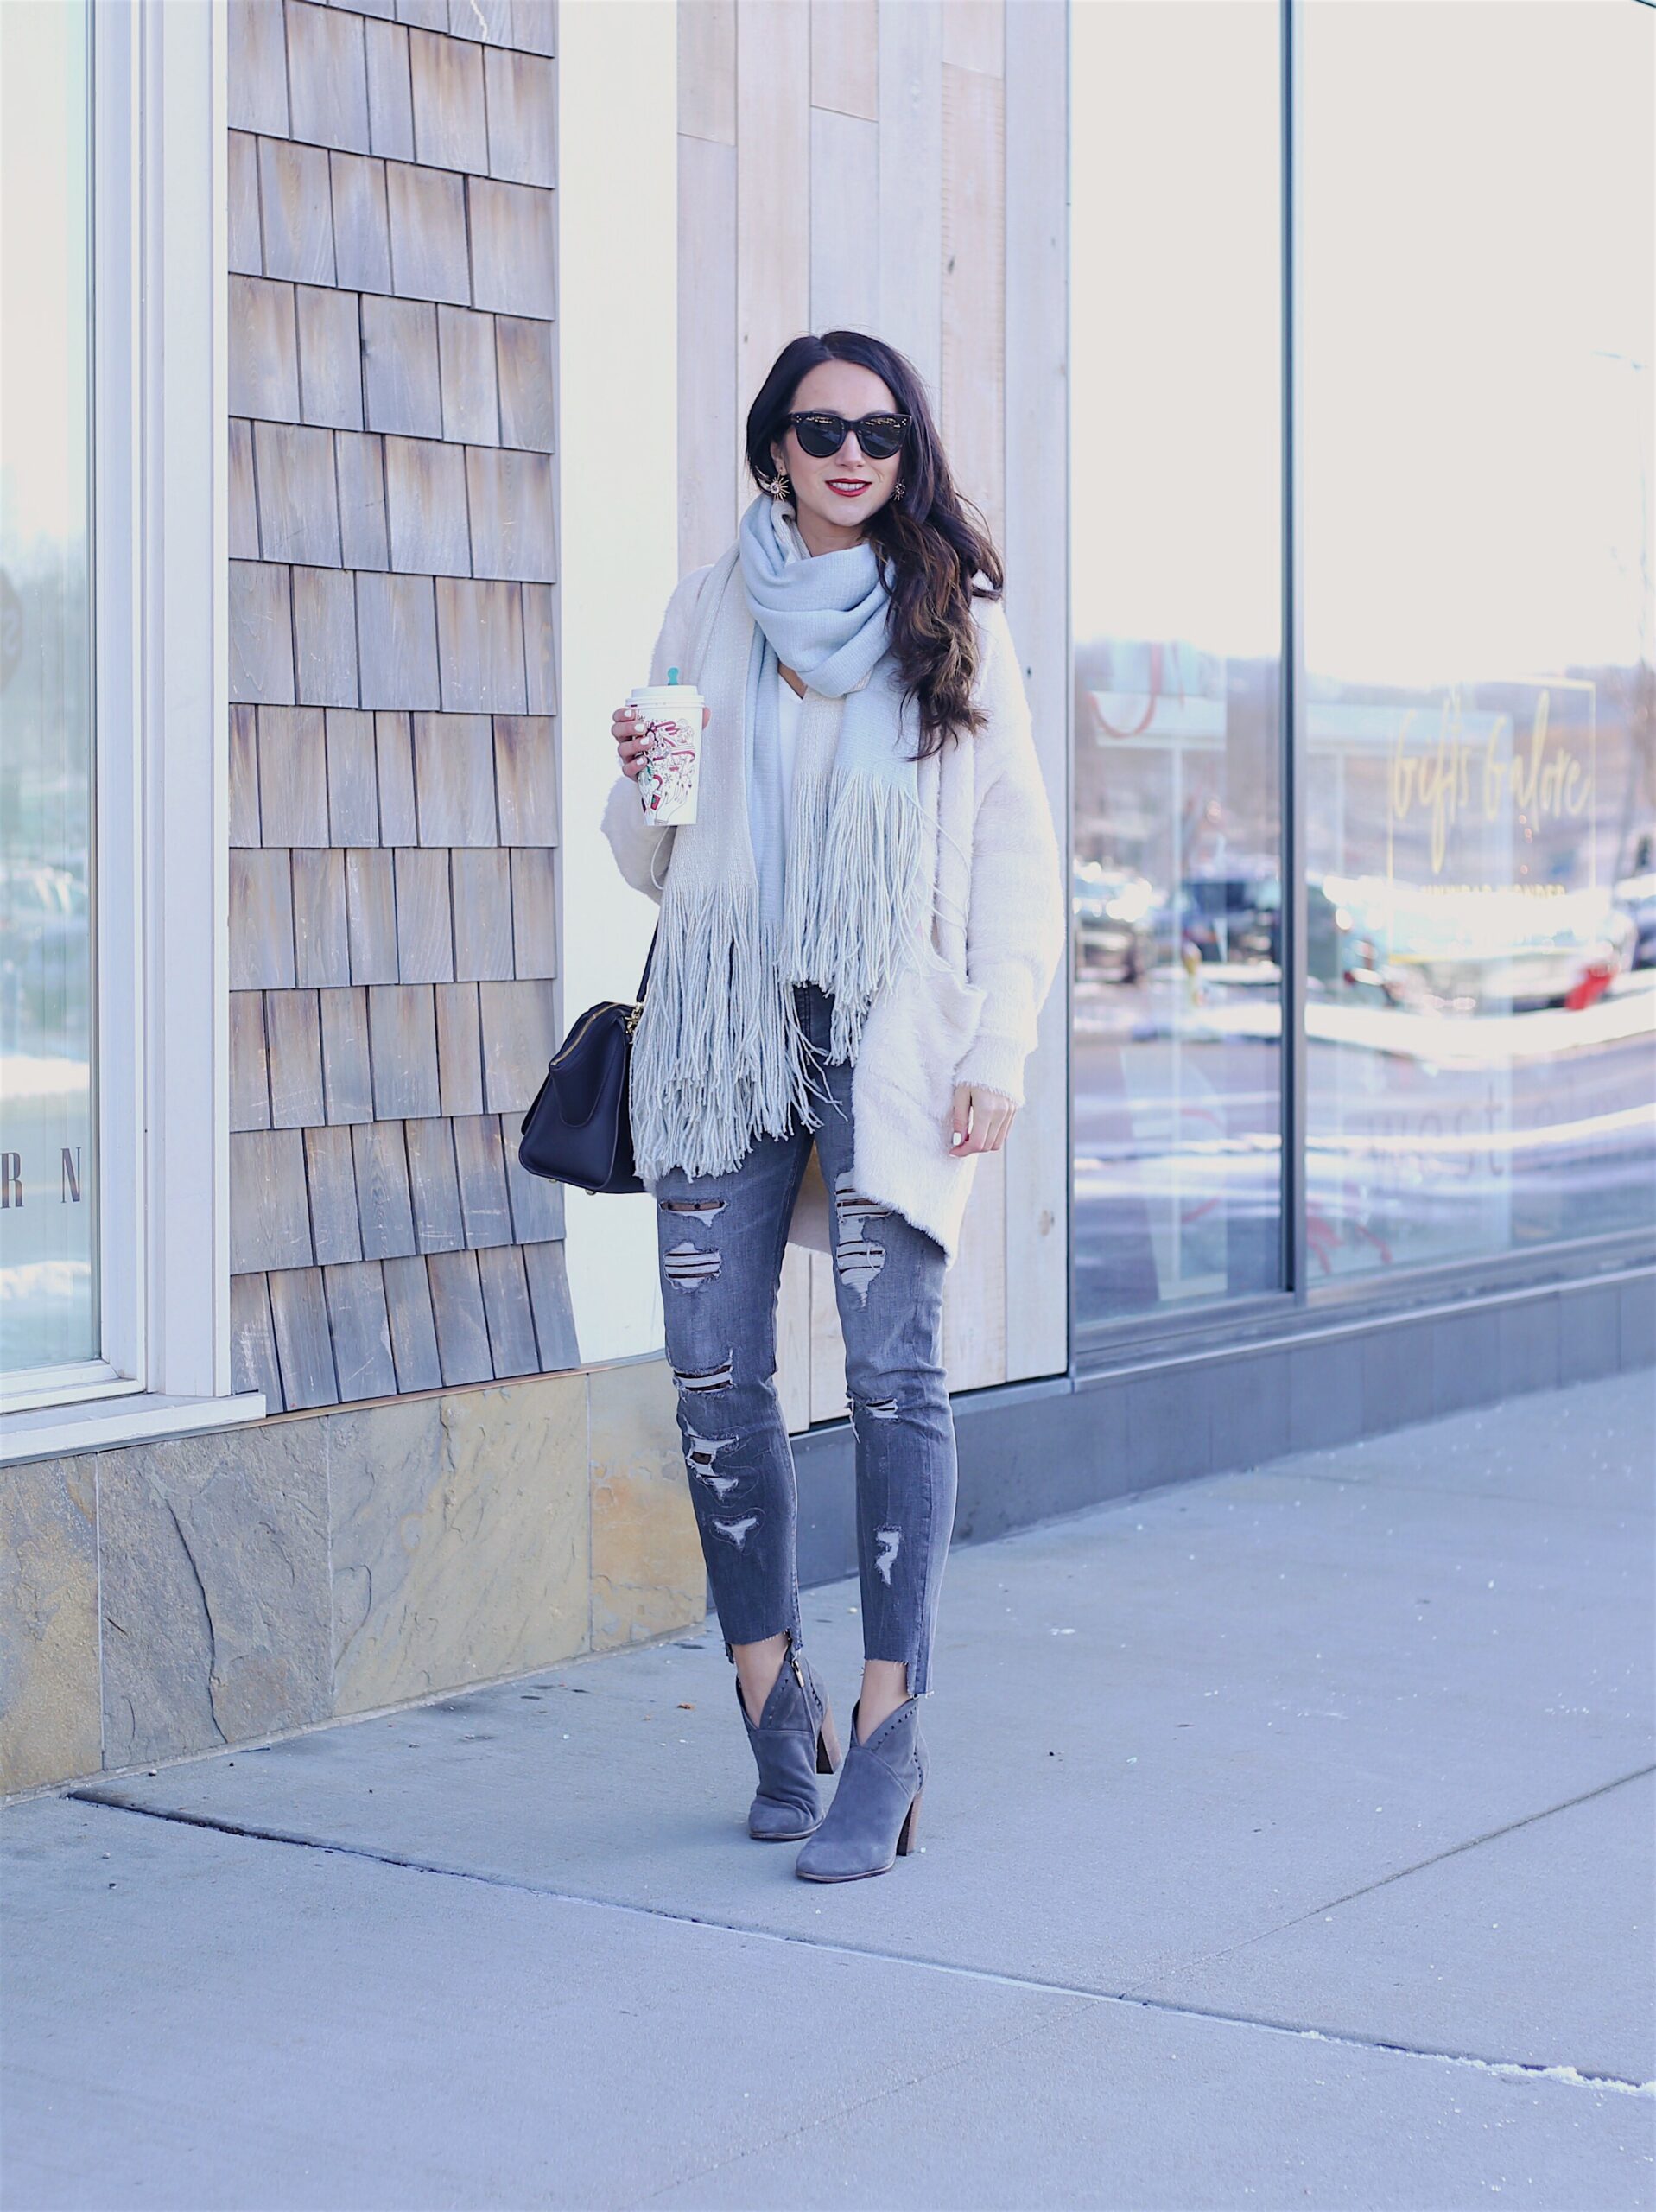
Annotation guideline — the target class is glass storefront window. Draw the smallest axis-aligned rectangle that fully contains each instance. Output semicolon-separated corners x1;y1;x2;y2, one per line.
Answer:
1300;1;1656;1285
1069;0;1285;1328
0;0;98;1379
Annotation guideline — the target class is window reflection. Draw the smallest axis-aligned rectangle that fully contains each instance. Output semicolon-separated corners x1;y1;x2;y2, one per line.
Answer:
0;0;97;1377
1301;0;1656;1281
1070;1;1284;1325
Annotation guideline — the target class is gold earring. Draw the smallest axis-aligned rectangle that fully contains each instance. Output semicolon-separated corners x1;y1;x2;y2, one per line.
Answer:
772;469;793;501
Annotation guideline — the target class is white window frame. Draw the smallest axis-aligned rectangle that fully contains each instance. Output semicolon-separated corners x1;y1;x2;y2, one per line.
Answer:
1;0;262;1460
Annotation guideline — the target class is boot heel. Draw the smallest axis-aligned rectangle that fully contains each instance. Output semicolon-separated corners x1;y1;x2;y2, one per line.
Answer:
895;1787;922;1856
816;1702;842;1774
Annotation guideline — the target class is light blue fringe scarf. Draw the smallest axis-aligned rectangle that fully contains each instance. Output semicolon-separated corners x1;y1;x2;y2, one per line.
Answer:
630;492;932;1184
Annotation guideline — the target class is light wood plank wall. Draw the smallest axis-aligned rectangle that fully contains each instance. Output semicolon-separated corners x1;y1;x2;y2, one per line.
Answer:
676;0;1071;1428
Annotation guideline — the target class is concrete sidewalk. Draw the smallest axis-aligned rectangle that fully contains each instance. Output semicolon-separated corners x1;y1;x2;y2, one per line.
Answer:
3;1370;1653;2211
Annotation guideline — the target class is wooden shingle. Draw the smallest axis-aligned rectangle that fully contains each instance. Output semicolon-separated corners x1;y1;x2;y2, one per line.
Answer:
449;0;513;41
287;1;371;151
385;160;471;305
295;284;365;430
230;704;262;847
335;431;390;569
361;292;441;437
228;0;290;137
521;582;557;714
482;47;555;188
257;137;337;287
451;1112;513;1247
437;307;499;446
356;573;442;709
412;714;498;844
523;1237;579;1370
492;715;558;846
504;1142;563;1243
229;130;263;275
404;1116;465;1251
319;986;377;1122
435;982;485;1116
329;152;393;294
381;1253;443;1391
230;276;301;423
230;991;272;1131
229;1270;284;1404
494;315;554;452
266;988;327;1128
230;1128;313;1274
435;579;527;714
292;565;360;706
345;847;400;982
230;560;295;709
364;16;416;161
323;709;379;844
323;1260;399;1400
257;706;331;844
392;847;454;982
509;846;558;978
230;419;260;560
268;1267;342;1409
477;1243;540;1377
352;1120;417;1259
508;0;556;60
304;1124;365;1264
426;1249;493;1385
230;849;297;989
468;177;555;318
384;435;472;575
448;844;512;977
291;847;352;987
367;985;441;1117
464;448;554;582
409;27;488;173
478;978;557;1112
374;712;421;842
398;0;452;35
254;423;343;569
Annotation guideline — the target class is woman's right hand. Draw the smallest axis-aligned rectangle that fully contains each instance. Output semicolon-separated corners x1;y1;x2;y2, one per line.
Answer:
612;701;710;780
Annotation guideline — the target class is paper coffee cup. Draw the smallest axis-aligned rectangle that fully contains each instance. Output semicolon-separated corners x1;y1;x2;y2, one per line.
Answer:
630;683;703;825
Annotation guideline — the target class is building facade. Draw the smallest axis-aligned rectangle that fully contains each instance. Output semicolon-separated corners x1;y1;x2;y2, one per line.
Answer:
3;0;1652;1796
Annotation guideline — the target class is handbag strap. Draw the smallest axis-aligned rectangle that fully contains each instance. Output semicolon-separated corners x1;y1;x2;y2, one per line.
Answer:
635;920;660;1004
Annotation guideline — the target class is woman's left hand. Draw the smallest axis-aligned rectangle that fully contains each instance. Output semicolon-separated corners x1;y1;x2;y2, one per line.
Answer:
949;1084;1016;1155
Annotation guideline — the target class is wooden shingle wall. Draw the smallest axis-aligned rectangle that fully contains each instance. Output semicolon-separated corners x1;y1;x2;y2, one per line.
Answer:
227;0;574;1413
678;0;1066;1429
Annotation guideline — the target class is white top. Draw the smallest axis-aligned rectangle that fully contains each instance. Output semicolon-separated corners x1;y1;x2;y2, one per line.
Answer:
776;666;802;822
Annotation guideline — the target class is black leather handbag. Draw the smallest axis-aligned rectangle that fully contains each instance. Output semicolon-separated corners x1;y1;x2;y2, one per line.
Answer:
517;928;658;1193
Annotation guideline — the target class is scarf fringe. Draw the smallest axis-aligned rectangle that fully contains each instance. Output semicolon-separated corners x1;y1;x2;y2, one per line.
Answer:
631;875;837;1184
782;772;934;1065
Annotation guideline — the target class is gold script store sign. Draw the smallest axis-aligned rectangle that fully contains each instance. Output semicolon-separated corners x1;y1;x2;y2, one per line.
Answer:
1386;681;1596;879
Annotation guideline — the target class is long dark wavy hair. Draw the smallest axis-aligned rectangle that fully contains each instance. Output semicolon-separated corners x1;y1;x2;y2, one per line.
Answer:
744;331;1005;761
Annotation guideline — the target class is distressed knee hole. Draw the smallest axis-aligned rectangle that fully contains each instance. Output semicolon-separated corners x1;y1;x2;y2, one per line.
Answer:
686;1429;741;1499
659;1198;726;1218
664;1240;721;1290
712;1512;760;1551
672;1354;734;1394
874;1527;902;1585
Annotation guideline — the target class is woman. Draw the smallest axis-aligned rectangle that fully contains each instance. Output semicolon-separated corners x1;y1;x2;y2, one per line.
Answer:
600;330;1065;1882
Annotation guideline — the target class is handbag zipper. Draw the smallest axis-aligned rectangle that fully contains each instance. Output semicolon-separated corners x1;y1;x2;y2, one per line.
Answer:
545;999;645;1070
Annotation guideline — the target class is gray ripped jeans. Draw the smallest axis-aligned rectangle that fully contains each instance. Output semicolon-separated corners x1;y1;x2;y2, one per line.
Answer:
652;981;958;1695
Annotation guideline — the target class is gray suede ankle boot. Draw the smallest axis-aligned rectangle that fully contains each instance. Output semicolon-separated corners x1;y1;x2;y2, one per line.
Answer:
794;1695;925;1881
739;1640;842;1841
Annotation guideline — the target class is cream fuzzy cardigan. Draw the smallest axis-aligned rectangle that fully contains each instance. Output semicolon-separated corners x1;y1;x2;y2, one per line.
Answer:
600;559;1066;1268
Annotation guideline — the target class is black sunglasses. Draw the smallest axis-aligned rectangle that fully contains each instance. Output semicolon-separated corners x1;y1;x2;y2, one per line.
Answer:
783;410;911;462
